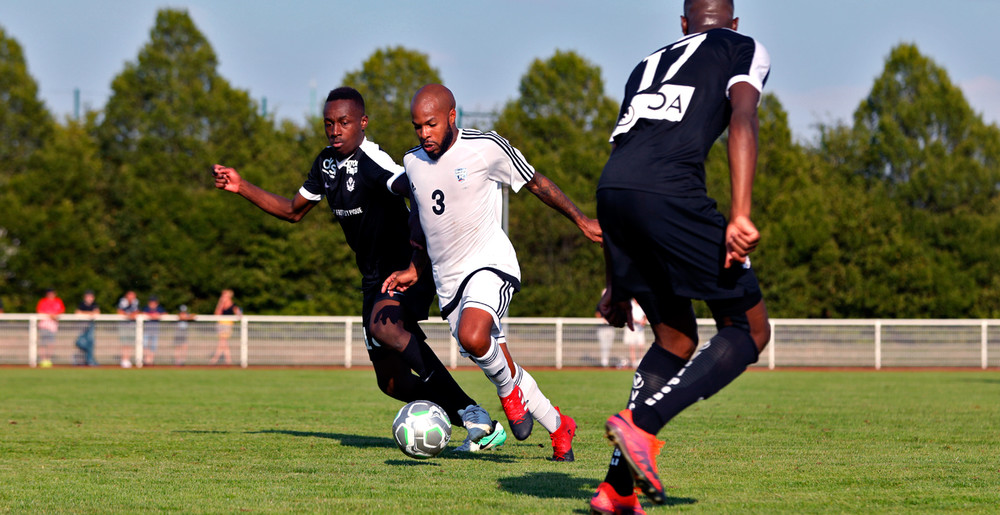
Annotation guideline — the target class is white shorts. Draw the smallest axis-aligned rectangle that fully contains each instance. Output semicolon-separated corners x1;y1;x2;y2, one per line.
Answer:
445;270;517;357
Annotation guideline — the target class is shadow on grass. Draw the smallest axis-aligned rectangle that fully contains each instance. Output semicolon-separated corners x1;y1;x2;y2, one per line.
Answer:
245;429;397;449
498;471;696;509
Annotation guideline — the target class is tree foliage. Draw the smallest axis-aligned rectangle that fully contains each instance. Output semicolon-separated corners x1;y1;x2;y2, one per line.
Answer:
341;47;443;160
2;14;999;321
493;50;619;316
0;25;52;172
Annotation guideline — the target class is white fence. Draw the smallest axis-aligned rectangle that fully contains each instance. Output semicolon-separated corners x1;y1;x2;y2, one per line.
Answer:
1;313;998;369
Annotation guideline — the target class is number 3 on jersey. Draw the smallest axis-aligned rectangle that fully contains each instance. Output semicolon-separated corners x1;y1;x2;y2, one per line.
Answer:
430;189;445;215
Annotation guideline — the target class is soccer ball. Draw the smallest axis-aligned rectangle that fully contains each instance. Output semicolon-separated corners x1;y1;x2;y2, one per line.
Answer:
392;400;451;459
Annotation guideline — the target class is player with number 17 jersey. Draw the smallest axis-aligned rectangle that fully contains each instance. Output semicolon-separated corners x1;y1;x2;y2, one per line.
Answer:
600;27;770;197
402;128;532;312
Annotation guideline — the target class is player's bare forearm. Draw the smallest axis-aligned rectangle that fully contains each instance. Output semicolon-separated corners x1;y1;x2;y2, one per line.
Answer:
212;164;315;222
727;83;760;221
725;82;762;266
524;173;603;244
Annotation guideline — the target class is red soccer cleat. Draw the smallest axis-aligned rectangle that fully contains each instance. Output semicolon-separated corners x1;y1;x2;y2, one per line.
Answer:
605;409;666;505
499;385;533;440
589;481;646;514
548;406;576;461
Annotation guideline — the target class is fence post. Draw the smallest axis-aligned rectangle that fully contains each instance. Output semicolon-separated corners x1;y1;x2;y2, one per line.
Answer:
768;319;776;370
450;335;459;369
982;320;988;370
344;319;353;369
555;319;564;370
874;320;882;370
28;316;38;367
240;318;249;368
135;318;144;368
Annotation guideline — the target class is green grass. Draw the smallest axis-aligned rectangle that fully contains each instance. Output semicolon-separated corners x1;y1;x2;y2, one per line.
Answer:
1;368;998;513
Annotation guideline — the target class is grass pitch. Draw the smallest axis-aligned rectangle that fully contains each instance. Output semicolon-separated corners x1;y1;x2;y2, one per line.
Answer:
2;367;998;513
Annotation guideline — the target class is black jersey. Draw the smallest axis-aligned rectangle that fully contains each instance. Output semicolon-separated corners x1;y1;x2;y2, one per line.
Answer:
299;139;412;290
599;28;770;197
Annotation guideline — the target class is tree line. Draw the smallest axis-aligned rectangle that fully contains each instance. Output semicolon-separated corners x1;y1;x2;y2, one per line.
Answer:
2;9;998;318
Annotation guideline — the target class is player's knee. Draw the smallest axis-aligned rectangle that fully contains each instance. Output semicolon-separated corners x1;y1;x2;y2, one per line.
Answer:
751;320;771;352
368;321;407;352
456;324;490;356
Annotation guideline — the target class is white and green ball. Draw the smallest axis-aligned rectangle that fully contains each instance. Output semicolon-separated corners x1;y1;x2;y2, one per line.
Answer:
392;400;451;459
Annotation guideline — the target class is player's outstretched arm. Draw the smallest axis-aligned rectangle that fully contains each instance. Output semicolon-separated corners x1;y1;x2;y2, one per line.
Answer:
724;82;762;268
523;172;603;244
212;164;317;222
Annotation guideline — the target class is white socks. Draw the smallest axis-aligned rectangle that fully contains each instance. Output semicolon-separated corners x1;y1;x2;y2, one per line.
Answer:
515;366;561;433
471;335;515;398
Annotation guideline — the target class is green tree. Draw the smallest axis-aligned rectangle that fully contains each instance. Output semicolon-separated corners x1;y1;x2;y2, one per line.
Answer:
0;25;52;173
816;44;1000;317
854;43;1000;214
341;47;443;160
92;9;307;313
0;114;117;311
493;50;619;316
0;25;58;309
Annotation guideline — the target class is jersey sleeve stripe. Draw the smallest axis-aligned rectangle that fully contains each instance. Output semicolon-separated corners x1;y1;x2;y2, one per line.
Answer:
361;138;406;193
298;186;322;201
463;131;535;184
726;39;770;103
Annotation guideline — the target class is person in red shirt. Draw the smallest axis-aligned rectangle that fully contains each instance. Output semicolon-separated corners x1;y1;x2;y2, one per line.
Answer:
36;289;66;366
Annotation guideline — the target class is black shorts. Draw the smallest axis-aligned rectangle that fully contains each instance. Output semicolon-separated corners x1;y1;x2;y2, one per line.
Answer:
597;188;762;325
360;270;436;361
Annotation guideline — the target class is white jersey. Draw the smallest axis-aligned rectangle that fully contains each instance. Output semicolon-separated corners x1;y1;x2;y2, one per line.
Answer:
403;128;534;309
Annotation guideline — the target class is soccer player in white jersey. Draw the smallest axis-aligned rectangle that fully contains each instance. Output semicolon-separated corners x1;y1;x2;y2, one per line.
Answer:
383;84;602;461
591;0;773;512
212;87;505;453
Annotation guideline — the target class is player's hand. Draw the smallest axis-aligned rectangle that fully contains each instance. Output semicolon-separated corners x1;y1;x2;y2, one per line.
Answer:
580;217;603;245
382;265;419;294
724;215;760;268
212;164;242;193
598;287;634;330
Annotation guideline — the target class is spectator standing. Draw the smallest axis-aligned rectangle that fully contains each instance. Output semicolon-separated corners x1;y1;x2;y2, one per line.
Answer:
595;289;616;368
210;289;241;365
141;296;166;366
36;289;65;367
173;304;195;366
74;290;100;366
116;290;140;368
622;299;648;368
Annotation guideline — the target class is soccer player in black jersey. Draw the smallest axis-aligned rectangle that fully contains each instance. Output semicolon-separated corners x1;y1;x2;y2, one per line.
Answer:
591;1;772;512
212;87;506;452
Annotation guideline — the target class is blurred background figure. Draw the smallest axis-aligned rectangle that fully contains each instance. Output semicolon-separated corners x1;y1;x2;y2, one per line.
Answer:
142;295;166;366
116;290;140;368
622;299;648;368
210;289;241;365
595;289;616;367
36;288;65;367
173;304;195;366
74;290;100;366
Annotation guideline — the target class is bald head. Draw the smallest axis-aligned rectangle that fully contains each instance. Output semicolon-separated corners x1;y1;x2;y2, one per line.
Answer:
411;84;458;159
682;0;737;35
411;84;456;114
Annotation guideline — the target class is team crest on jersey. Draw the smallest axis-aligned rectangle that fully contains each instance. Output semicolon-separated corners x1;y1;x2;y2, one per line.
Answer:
321;157;337;179
454;167;467;182
346;176;356;192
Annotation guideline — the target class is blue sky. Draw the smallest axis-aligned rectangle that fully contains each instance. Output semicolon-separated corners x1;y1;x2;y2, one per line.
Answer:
2;0;999;142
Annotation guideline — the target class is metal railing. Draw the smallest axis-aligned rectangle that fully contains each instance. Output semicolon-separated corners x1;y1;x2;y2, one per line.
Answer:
1;314;997;369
